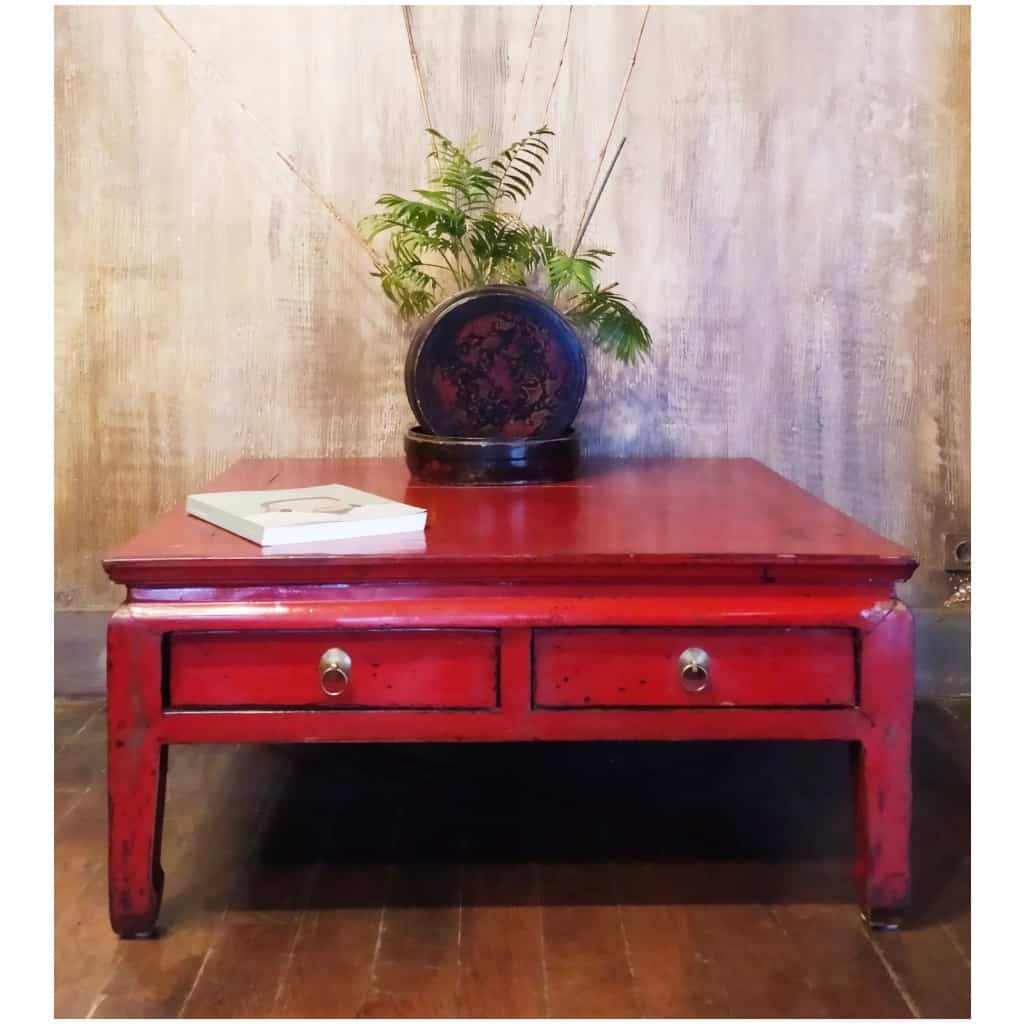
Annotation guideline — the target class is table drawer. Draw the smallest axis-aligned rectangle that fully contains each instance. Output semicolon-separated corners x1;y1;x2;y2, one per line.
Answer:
168;630;498;709
533;628;854;708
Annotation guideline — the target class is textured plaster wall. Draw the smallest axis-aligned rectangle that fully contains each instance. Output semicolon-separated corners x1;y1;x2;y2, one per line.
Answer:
55;5;969;609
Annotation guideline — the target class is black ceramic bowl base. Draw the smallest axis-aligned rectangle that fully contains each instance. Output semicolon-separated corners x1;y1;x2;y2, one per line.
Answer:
403;426;580;485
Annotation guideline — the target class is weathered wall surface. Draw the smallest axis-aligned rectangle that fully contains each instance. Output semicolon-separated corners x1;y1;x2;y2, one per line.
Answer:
55;5;969;609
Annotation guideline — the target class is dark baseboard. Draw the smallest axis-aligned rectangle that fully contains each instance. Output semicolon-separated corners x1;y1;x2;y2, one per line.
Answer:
54;605;971;699
914;606;971;699
55;611;110;696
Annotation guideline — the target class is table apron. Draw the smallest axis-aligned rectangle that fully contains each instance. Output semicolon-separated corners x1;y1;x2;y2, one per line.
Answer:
114;589;901;631
155;706;874;744
109;591;907;746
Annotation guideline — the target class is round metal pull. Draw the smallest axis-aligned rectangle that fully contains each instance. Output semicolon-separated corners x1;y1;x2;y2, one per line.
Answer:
319;648;352;697
678;647;711;693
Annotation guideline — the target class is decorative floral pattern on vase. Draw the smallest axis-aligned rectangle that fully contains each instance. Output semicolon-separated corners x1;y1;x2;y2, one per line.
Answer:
427;310;573;439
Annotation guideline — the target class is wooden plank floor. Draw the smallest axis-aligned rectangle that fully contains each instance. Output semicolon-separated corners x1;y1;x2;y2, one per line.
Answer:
55;699;970;1018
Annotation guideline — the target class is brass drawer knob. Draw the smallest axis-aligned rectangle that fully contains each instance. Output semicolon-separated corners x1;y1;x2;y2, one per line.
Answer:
678;647;711;693
319;648;352;697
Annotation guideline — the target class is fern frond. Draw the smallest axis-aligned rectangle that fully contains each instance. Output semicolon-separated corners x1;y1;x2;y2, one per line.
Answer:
548;252;603;294
425;129;499;212
374;193;467;238
566;284;653;364
490;125;554;203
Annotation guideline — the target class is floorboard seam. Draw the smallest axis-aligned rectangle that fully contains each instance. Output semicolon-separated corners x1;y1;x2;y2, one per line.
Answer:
361;802;405;1012
83;987;103;1018
942;922;970;965
270;861;325;1013
866;936;922;1018
275;794;347;1013
766;751;922;1018
55;784;91;826
452;853;466;1014
608;858;642;1015
177;770;285;1018
56;701;104;753
178;935;218;1018
528;856;552;1015
768;904;826;1011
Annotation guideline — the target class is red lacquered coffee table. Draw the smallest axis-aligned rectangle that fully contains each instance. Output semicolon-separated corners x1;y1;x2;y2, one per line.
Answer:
103;457;916;936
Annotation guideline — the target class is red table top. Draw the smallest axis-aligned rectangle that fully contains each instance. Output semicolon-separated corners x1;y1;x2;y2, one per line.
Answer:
104;457;916;588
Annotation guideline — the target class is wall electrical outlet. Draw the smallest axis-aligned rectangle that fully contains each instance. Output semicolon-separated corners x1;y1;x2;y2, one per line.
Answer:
943;532;971;572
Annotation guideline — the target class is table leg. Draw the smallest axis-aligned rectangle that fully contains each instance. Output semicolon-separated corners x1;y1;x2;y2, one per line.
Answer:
106;612;167;938
854;601;914;928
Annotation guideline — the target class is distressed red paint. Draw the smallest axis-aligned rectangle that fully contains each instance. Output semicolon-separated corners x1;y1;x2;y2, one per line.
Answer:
103;457;916;936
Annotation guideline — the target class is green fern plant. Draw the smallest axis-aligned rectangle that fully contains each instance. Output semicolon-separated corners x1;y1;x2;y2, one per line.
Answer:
360;126;652;364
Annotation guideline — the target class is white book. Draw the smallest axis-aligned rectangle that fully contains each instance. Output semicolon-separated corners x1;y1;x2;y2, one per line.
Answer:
186;484;427;547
